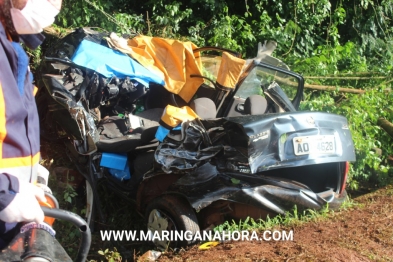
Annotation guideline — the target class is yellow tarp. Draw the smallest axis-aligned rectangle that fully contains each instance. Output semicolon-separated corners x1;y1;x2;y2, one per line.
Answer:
160;104;200;129
216;52;246;90
107;35;204;102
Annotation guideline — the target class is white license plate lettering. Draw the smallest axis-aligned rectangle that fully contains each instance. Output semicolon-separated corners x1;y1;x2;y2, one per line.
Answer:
293;135;335;156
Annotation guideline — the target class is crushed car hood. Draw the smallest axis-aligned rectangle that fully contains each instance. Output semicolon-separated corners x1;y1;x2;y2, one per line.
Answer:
155;111;356;174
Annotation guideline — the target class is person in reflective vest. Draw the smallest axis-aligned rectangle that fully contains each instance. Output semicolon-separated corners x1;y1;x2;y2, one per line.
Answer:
0;0;62;248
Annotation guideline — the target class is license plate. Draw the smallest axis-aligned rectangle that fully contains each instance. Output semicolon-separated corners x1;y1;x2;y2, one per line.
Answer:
293;135;335;156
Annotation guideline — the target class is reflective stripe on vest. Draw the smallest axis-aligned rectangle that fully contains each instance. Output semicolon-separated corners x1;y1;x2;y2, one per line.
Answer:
0;83;39;183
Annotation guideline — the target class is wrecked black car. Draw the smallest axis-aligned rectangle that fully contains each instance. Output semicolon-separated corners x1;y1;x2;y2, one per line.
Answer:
37;28;356;249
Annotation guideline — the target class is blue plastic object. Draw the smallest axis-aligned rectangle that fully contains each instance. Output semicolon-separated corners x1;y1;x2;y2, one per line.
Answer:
108;166;130;181
71;40;165;87
100;152;131;181
155;125;182;142
155;125;170;142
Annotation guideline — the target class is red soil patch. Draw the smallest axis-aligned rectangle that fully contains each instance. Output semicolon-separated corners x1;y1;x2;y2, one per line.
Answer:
157;186;393;262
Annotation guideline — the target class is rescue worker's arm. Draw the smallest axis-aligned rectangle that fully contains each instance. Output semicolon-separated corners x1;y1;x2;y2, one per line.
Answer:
0;173;45;224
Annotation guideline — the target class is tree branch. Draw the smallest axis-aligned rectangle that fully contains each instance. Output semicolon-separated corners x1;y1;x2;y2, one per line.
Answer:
304;83;365;94
377;118;393;138
304;76;387;80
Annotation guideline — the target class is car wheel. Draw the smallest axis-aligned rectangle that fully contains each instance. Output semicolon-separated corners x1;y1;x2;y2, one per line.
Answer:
145;195;200;250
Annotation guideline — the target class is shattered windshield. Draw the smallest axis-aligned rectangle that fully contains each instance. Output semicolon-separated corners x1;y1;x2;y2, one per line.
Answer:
235;64;300;101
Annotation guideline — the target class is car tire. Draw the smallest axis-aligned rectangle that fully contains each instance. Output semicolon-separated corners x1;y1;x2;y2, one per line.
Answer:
145;195;200;250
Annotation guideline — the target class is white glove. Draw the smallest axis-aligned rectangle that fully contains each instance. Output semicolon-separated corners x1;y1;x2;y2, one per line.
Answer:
0;181;46;224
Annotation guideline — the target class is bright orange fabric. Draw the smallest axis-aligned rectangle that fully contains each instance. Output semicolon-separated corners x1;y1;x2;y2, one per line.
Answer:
160;105;200;129
125;36;204;102
216;52;246;89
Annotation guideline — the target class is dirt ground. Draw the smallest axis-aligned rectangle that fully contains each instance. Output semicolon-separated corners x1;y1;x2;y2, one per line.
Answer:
155;185;393;262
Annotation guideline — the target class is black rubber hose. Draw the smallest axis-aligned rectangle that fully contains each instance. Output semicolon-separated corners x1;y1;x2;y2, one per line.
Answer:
42;207;91;262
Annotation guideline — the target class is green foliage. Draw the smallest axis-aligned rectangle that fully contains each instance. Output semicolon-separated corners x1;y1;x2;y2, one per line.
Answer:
47;173;82;259
56;0;145;34
54;0;393;64
214;205;332;233
148;1;192;37
338;90;393;188
289;42;369;76
287;34;393;189
24;45;41;74
97;248;122;262
214;195;358;235
54;172;79;204
63;184;78;203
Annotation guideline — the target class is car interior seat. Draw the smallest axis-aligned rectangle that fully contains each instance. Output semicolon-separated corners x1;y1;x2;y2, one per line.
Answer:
189;97;217;119
97;97;218;153
96;108;164;153
244;95;268;115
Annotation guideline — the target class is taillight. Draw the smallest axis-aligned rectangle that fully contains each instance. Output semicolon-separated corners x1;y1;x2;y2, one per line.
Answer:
340;161;349;194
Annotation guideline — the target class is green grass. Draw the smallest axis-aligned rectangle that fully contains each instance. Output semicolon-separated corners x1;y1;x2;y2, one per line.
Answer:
213;201;354;235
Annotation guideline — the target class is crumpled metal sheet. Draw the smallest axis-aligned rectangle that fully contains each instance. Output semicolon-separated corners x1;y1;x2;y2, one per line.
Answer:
68;100;99;143
155;111;356;174
155;120;224;173
166;162;341;213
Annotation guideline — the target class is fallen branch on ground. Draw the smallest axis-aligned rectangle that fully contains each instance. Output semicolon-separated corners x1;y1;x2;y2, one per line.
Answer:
304;83;365;94
304;76;387;80
377;118;393;138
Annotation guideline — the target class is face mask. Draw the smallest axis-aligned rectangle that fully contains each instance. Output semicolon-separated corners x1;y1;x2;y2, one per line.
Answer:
10;0;60;35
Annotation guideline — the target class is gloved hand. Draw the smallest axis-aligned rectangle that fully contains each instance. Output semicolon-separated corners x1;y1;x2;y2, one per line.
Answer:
0;181;46;224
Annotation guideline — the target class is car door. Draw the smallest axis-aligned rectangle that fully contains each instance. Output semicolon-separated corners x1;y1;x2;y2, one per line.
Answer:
220;61;305;117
